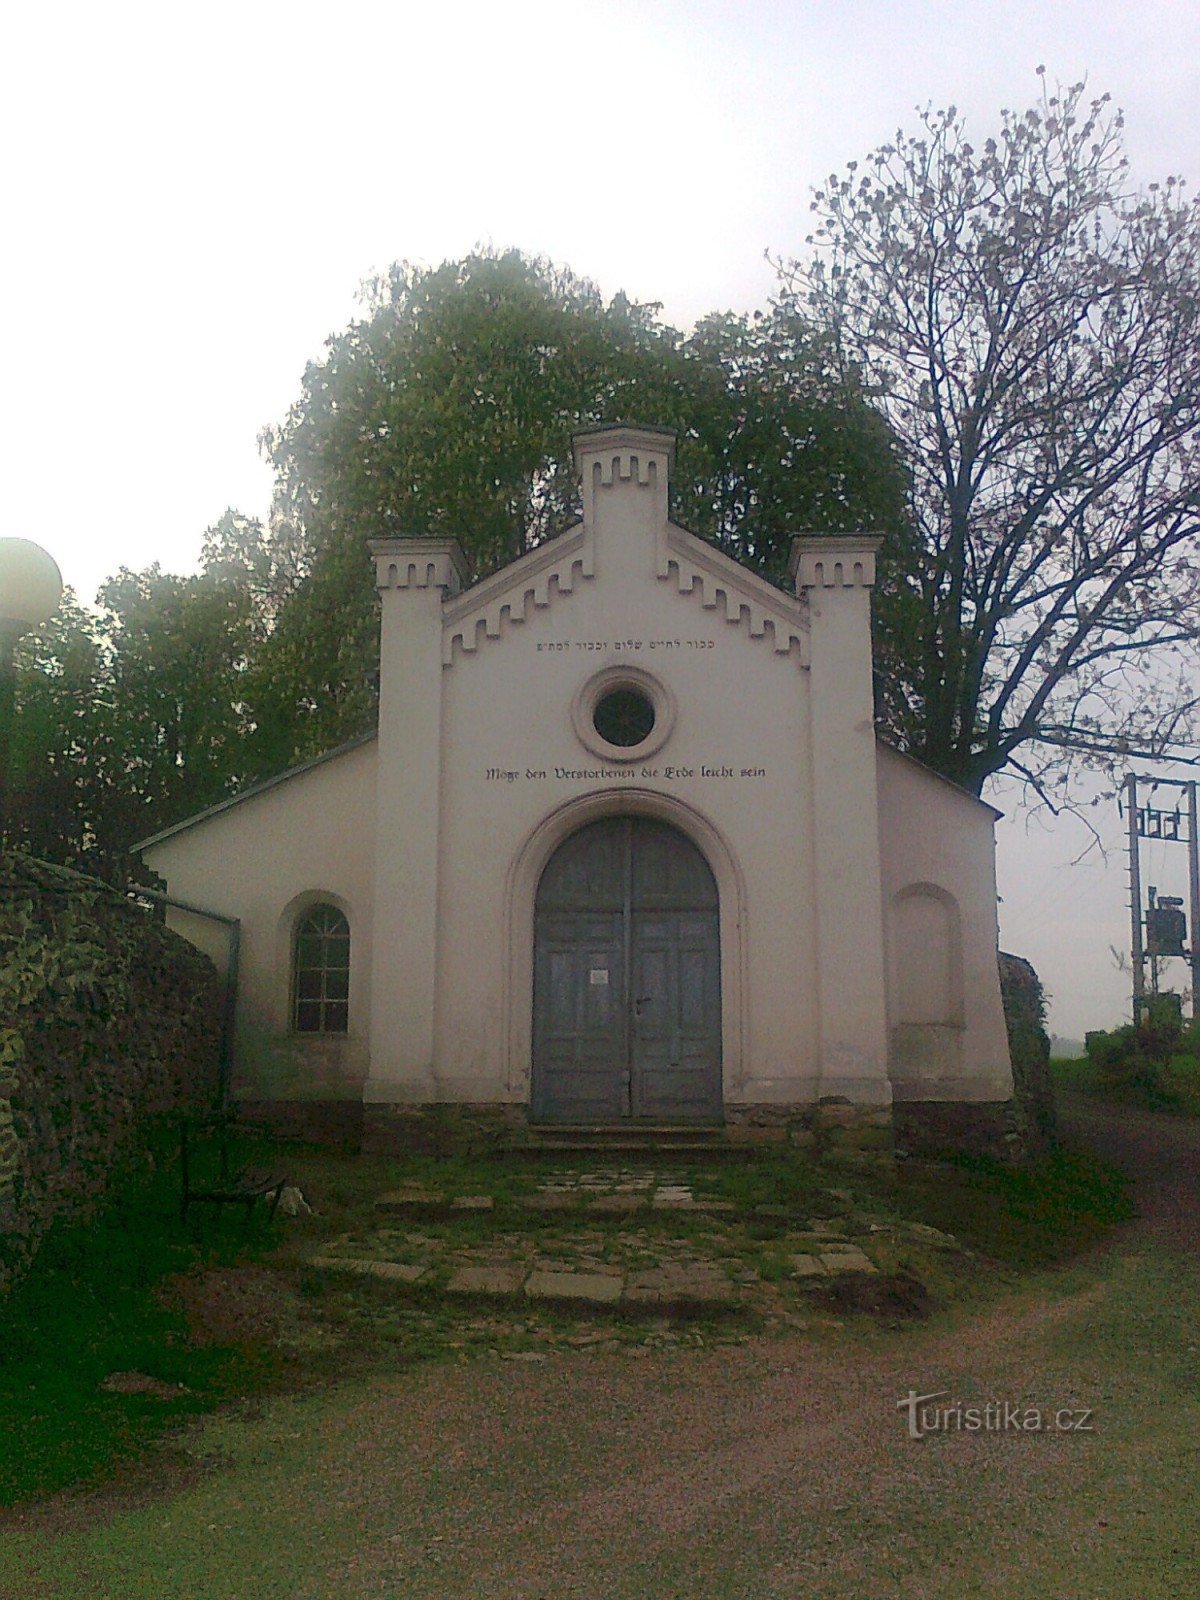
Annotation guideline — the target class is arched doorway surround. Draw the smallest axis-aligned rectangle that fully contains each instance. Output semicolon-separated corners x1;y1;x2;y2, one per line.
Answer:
504;791;746;1117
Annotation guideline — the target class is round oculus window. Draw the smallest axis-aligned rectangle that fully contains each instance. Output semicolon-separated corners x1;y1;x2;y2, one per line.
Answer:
570;667;676;761
592;686;656;748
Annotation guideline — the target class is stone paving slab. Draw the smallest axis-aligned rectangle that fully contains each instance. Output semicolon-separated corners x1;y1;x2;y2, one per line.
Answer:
374;1190;443;1213
377;1172;719;1218
352;1171;901;1316
792;1231;849;1248
311;1245;885;1309
818;1248;877;1274
526;1270;623;1304
446;1266;526;1295
311;1256;427;1284
623;1268;734;1306
903;1222;964;1250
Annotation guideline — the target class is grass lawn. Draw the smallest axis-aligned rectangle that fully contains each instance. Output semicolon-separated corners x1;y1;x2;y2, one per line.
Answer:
1052;1054;1200;1116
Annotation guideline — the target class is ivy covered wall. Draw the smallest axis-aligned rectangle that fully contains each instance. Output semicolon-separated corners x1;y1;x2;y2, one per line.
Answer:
998;950;1057;1153
0;851;222;1289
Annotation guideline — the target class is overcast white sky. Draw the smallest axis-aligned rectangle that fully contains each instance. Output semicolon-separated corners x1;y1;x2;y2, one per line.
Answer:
4;0;1198;1038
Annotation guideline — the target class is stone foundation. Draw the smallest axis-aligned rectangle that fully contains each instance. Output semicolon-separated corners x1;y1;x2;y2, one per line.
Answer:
892;1099;1022;1162
362;1101;528;1157
238;1098;365;1150
360;1099;896;1160
724;1100;894;1158
247;1096;1024;1162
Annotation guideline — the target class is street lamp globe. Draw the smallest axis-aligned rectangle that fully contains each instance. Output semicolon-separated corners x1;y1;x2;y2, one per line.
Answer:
0;538;64;638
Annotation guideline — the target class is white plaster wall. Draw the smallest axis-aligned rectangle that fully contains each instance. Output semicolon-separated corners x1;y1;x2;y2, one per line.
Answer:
139;740;377;1101
876;744;1013;1102
428;527;821;1107
135;430;1011;1119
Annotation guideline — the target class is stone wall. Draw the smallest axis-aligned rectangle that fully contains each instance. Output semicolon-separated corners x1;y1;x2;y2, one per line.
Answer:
723;1101;894;1157
998;950;1056;1153
362;1102;527;1157
892;1099;1022;1160
0;850;223;1290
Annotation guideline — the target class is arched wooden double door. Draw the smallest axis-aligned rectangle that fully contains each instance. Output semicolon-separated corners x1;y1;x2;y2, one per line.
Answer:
532;817;722;1123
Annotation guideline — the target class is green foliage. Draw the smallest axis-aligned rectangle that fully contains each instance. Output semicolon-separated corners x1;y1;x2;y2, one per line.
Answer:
15;249;908;862
9;546;277;876
781;78;1200;797
0;1147;284;1504
259;248;907;758
881;1144;1133;1267
1080;1007;1200;1110
0;851;222;1289
95;563;260;830
7;591;112;867
997;951;1056;1148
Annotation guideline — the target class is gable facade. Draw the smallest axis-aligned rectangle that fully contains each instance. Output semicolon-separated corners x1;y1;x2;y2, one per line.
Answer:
139;425;1014;1154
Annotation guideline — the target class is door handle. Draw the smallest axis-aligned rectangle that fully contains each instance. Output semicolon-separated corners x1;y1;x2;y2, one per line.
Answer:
634;996;653;1015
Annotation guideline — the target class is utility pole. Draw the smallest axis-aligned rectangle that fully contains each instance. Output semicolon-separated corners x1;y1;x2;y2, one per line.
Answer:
1124;773;1200;1026
1126;773;1145;1024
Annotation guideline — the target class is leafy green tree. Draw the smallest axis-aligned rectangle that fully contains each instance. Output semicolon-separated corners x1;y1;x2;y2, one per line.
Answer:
10;554;271;878
95;563;259;837
261;248;907;757
11;251;910;871
199;507;307;635
777;77;1200;798
8;592;111;867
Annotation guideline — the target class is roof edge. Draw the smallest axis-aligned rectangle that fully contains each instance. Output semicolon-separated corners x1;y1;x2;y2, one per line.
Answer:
876;737;1004;820
133;730;379;854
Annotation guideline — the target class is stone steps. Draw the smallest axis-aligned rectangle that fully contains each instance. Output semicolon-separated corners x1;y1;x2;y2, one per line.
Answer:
520;1124;742;1156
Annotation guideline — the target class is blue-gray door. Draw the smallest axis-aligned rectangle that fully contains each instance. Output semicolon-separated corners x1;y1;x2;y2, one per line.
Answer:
532;817;722;1122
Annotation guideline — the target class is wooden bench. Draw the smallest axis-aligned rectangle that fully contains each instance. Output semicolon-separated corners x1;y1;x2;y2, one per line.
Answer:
180;1109;289;1223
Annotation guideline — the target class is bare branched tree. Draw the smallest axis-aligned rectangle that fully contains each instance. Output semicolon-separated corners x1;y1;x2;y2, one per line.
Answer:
777;76;1200;800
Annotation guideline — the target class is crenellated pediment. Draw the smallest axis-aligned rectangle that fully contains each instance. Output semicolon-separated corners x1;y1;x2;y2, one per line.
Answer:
442;523;594;664
440;515;810;666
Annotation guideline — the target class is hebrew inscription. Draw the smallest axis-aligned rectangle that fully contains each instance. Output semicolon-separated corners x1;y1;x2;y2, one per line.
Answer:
536;637;716;654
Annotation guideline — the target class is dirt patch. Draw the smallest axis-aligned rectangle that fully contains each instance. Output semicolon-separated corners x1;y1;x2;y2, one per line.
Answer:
158;1264;309;1348
98;1371;190;1399
802;1269;932;1320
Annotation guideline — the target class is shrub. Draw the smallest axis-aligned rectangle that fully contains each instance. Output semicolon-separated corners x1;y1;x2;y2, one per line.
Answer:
1083;1004;1200;1110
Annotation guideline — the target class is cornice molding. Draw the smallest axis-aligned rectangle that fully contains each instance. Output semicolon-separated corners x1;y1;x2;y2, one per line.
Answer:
371;537;468;595
790;534;882;591
440;520;811;666
657;524;810;661
442;525;593;664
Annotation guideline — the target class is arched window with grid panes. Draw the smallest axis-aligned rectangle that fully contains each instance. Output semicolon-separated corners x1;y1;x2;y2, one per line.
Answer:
292;904;350;1033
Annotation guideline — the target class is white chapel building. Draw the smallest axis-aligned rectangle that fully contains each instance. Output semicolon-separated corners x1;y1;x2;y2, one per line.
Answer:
138;425;1015;1153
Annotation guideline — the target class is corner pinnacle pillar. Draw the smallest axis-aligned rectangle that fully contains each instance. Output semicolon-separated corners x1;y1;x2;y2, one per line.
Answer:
365;537;467;1104
792;533;891;1106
